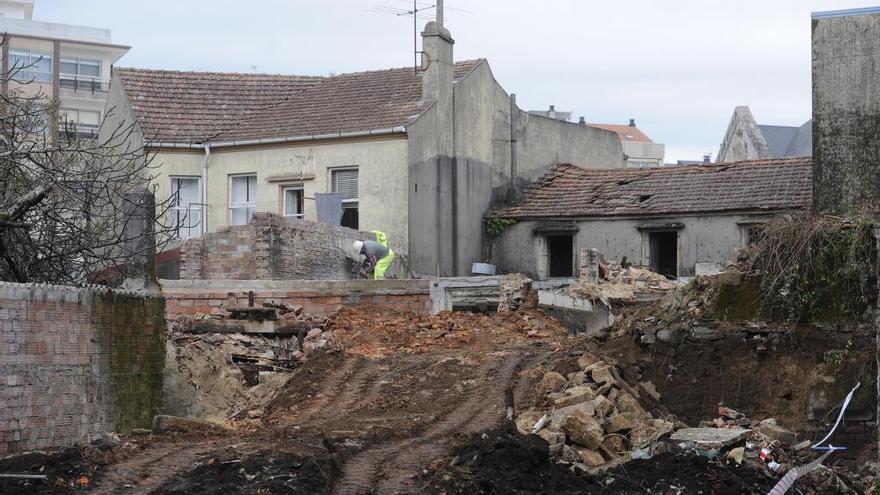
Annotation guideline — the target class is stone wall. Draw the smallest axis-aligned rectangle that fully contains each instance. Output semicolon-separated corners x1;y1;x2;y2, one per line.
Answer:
0;283;165;455
162;279;432;317
180;213;372;281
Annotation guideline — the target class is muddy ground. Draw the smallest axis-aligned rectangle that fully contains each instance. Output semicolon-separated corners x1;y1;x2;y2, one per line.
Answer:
1;302;876;494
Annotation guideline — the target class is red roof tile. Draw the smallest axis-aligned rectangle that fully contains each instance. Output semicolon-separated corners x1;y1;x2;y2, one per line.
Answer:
116;60;484;144
493;158;812;219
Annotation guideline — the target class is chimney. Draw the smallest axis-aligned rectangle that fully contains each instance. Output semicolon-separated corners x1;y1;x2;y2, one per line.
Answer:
578;116;586;126
703;153;711;164
628;118;636;127
549;105;556;119
421;21;454;105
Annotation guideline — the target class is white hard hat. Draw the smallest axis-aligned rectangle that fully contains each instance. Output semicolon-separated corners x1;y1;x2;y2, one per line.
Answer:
352;240;364;253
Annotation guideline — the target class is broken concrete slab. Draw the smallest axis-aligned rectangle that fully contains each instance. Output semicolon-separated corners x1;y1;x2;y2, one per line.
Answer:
669;427;750;449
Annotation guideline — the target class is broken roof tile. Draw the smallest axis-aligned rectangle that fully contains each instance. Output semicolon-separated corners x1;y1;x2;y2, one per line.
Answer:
492;158;812;219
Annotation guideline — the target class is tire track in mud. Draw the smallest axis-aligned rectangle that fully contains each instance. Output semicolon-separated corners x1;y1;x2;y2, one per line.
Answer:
331;348;545;495
89;439;228;495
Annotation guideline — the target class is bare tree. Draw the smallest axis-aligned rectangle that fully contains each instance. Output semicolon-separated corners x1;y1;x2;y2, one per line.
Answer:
0;53;178;284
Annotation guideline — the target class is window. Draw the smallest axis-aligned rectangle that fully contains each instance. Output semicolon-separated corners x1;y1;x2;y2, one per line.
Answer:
229;174;257;226
61;108;101;129
171;177;202;239
331;168;358;229
9;49;52;82
59;58;104;92
282;186;303;218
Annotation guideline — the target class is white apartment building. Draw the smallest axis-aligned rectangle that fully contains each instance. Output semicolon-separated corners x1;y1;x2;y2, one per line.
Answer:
0;0;128;138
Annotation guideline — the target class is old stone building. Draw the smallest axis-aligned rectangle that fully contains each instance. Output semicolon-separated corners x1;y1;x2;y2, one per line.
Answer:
490;158;812;279
101;22;624;277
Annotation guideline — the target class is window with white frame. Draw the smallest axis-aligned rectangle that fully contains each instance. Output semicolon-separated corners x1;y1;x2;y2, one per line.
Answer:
229;174;257;226
59;57;102;92
282;186;304;218
9;49;52;82
171;177;202;239
331;168;358;229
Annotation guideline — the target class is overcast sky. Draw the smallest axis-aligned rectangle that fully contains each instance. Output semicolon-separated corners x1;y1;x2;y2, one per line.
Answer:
38;0;879;162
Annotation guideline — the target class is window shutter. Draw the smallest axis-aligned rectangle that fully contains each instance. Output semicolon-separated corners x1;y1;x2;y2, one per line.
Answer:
332;169;358;200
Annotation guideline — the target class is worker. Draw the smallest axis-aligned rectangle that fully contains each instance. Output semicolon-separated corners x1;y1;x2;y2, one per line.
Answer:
352;231;394;279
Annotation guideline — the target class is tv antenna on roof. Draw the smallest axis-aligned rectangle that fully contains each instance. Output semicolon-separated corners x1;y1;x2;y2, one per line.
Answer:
366;0;471;71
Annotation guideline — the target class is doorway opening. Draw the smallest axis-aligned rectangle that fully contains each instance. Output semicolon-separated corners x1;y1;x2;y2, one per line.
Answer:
649;231;678;278
547;234;574;278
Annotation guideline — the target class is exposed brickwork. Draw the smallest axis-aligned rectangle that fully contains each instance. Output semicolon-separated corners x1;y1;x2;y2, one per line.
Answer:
162;280;432;317
179;213;372;281
0;283;165;455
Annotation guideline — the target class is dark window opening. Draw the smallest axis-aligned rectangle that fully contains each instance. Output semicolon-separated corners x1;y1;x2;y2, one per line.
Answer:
341;205;359;230
649;231;678;278
547;234;574;277
746;224;765;246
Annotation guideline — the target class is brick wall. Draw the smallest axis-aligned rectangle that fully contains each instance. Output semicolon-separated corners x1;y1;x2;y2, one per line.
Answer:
0;283;165;455
162;279;432;317
179;213;371;281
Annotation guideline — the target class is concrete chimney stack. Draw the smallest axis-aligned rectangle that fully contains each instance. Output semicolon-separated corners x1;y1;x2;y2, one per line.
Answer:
421;21;454;105
629;118;636;127
578;116;586;126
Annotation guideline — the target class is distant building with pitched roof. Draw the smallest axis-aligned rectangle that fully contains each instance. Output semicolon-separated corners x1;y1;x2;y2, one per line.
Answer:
588;119;665;168
102;22;625;277
490;158;811;279
717;106;811;163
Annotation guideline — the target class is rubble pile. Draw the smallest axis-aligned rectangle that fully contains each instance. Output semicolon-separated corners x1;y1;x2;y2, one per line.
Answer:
515;351;674;472
564;262;681;305
326;304;567;359
497;273;533;312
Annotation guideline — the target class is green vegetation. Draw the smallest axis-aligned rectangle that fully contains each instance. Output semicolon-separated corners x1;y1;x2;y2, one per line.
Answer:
745;214;876;323
484;217;517;239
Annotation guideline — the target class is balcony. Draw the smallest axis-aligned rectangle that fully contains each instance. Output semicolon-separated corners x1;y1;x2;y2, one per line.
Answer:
59;75;109;94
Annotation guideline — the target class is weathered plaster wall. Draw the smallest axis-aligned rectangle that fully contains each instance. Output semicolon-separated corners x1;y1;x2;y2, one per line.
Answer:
149;135;410;256
180;213;370;281
493;213;777;279
812;11;880;213
0;283;165;455
717;106;770;163
407;59;624;277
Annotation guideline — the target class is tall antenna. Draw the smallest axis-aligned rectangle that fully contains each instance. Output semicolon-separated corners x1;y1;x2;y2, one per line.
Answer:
366;0;470;71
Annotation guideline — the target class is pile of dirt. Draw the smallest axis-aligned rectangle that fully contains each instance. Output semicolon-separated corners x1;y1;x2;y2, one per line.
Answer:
423;425;781;494
326;304;568;359
0;448;95;494
164;327;300;421
424;425;874;494
153;450;335;495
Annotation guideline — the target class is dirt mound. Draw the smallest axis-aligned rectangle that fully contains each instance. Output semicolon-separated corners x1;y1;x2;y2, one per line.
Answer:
153;450;335;495
327;305;568;359
0;448;94;494
424;424;601;494
423;426;789;494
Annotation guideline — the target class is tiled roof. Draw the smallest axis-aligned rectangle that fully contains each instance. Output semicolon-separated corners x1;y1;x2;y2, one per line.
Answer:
116;60;484;145
493;158;812;219
588;124;653;143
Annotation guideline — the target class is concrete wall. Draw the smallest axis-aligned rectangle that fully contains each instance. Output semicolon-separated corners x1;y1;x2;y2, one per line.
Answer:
162;279;433;317
407;59;624;277
493;212;777;279
149;135;410;257
180;213;370;281
812;10;880;213
0;282;165;455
